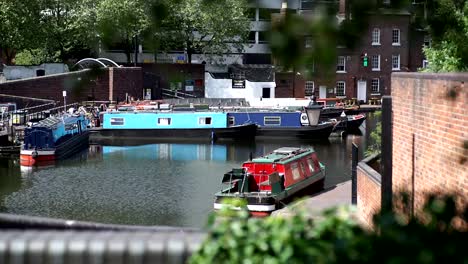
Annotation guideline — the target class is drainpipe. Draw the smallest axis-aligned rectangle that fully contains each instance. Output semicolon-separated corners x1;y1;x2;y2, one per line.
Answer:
381;96;393;211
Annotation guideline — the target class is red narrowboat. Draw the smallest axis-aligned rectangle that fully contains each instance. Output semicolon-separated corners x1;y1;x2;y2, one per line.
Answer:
214;147;326;216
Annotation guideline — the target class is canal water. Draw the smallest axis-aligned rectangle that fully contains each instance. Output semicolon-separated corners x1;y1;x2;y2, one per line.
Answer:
0;113;379;228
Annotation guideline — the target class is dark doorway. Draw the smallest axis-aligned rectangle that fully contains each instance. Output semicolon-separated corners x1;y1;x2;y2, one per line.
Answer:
262;87;271;98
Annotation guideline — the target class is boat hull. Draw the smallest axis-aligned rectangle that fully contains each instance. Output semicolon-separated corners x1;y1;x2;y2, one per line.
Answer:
20;131;90;166
91;123;257;141
332;114;366;133
256;123;334;140
214;176;325;216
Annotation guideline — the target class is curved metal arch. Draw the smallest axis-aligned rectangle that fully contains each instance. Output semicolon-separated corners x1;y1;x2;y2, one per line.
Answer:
96;58;121;68
73;58;108;70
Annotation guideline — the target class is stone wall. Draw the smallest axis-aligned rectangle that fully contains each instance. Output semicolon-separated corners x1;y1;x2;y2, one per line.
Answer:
392;72;467;218
357;155;382;228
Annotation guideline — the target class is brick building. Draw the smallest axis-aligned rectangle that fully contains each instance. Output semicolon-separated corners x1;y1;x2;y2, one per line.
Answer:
276;2;428;102
357;72;467;228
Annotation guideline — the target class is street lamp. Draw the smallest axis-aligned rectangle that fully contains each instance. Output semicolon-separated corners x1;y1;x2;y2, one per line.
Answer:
62;90;67;112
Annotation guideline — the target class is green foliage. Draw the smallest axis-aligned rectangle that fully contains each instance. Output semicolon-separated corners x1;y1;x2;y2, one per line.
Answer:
0;0;43;64
365;111;382;157
13;49;48;66
190;195;467;264
423;0;468;72
97;0;151;63
155;0;250;63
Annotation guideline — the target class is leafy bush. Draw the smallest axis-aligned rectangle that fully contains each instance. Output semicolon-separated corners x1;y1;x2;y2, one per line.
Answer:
190;196;467;264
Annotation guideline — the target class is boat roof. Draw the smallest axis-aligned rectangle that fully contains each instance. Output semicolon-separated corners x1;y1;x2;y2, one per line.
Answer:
33;114;83;129
251;147;315;164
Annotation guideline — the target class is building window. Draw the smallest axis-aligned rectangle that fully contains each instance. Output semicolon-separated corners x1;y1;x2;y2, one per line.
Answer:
305;81;314;96
248;31;256;44
199;117;212;125
258;8;278;21
372;28;380;45
246;8;256;21
228;116;235;126
336;81;346;97
305;36;312;48
392;54;400;70
158;118;171;126
424;35;432;47
392;29;400;45
258;31;268;43
371;78;380;93
371;55;380;71
110;117;124;126
264;116;281;126
336;56;346;72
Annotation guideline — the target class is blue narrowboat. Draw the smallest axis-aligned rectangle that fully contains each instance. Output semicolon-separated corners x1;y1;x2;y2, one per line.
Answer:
20;113;90;166
227;106;335;140
98;111;257;141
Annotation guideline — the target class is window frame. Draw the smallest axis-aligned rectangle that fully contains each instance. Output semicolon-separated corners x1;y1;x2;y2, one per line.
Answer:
198;117;212;125
392;54;400;71
371;78;380;94
336;56;346;73
371;54;380;71
264;116;281;126
335;81;346;97
392;28;401;46
372;28;381;45
228;116;235;126
158;117;172;126
305;81;315;96
110;117;125;126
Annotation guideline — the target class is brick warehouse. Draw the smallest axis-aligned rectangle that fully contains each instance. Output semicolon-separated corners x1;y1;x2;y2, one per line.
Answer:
0;67;142;107
357;72;468;228
275;2;427;102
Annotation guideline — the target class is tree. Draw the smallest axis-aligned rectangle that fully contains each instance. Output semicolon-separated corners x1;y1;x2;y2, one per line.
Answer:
40;0;99;63
0;0;43;65
96;0;151;64
423;0;468;72
156;0;250;64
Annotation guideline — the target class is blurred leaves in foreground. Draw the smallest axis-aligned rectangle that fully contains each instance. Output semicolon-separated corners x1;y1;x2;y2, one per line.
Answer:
190;195;467;264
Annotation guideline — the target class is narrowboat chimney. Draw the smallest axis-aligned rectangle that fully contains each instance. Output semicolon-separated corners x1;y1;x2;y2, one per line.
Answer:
305;105;323;126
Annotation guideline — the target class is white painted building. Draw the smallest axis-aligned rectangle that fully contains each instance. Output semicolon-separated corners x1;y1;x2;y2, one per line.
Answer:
204;72;275;102
2;63;69;81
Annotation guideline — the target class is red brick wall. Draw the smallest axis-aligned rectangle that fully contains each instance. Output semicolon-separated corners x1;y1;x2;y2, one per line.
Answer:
140;63;205;98
0;67;142;106
357;159;382;229
392;73;467;219
109;67;143;102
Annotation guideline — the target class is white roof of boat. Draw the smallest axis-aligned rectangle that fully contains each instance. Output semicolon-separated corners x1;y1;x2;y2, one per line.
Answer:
273;147;302;155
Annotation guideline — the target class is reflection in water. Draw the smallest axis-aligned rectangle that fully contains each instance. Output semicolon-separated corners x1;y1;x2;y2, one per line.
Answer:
0;113;380;228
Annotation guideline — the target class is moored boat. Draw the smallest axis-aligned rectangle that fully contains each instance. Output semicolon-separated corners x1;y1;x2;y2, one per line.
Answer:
97;111;257;141
227;105;335;140
214;147;326;216
20;113;90;166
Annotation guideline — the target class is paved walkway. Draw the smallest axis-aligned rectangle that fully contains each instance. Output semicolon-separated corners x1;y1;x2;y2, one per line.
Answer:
272;180;352;218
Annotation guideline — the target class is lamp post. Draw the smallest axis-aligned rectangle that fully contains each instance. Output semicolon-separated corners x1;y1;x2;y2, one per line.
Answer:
62;91;67;112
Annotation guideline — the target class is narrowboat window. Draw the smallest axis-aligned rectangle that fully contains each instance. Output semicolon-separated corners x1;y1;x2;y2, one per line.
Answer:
264;116;281;126
307;158;315;173
228;116;235;126
291;163;301;180
110;117;124;126
158;118;171;125
199;117;212;125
